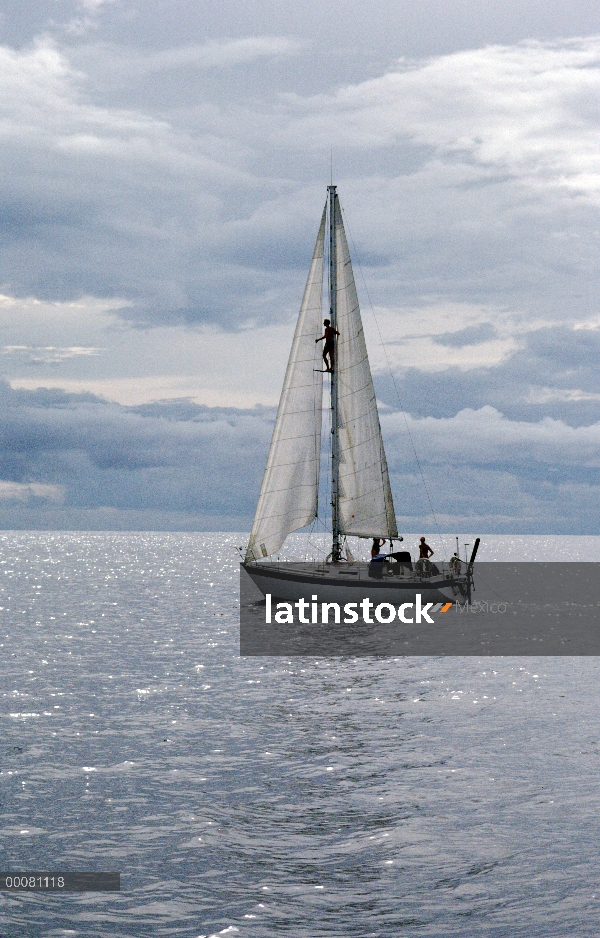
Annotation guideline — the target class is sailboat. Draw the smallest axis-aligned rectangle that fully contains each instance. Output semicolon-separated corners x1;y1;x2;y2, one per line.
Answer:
242;186;478;606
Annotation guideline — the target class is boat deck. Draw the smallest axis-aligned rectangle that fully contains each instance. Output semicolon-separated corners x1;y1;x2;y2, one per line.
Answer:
242;559;470;605
246;559;464;584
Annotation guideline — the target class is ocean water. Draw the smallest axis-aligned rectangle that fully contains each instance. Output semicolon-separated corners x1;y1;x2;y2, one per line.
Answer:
0;531;599;938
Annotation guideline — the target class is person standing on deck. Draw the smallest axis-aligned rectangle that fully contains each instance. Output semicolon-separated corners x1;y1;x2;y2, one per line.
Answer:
316;319;339;373
371;538;387;560
418;537;434;560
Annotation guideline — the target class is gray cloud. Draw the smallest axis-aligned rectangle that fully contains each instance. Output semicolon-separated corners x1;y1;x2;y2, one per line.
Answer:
0;480;64;502
126;37;304;73
1;3;600;532
2;33;600;330
0;378;599;533
1;345;101;364
432;322;497;347
0;381;274;527
373;323;600;427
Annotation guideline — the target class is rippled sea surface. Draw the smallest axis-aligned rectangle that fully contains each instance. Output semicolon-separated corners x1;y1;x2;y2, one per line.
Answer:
1;532;600;937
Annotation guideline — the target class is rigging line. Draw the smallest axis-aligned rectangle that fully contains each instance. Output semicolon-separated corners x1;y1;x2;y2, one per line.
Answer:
305;522;328;561
340;204;446;556
306;516;324;560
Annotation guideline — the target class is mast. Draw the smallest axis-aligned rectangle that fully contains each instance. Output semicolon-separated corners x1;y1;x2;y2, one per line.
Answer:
328;185;342;562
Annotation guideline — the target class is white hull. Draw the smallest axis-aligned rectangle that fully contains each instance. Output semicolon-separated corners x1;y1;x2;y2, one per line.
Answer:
242;561;470;605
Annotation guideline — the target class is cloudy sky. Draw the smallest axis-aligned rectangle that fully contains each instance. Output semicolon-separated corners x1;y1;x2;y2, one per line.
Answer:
1;0;600;533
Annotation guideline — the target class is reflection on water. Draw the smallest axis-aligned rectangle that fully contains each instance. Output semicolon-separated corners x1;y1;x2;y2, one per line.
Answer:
0;532;599;936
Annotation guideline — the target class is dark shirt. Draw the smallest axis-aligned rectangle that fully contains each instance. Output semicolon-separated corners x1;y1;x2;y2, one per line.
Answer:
419;542;433;558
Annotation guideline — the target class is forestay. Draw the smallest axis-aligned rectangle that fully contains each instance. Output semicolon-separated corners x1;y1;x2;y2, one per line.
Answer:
245;209;326;561
333;199;398;538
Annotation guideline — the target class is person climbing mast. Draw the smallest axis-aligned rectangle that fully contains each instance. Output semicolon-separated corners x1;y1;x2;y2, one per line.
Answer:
316;318;339;373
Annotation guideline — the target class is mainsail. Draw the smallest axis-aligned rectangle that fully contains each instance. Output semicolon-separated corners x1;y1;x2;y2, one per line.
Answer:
245;209;326;561
333;197;398;539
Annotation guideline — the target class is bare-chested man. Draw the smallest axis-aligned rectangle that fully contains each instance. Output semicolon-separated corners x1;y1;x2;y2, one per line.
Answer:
418;536;434;559
316;318;340;373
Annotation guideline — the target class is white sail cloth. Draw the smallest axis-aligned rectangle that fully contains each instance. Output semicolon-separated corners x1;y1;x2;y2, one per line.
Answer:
245;209;326;561
333;198;398;538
